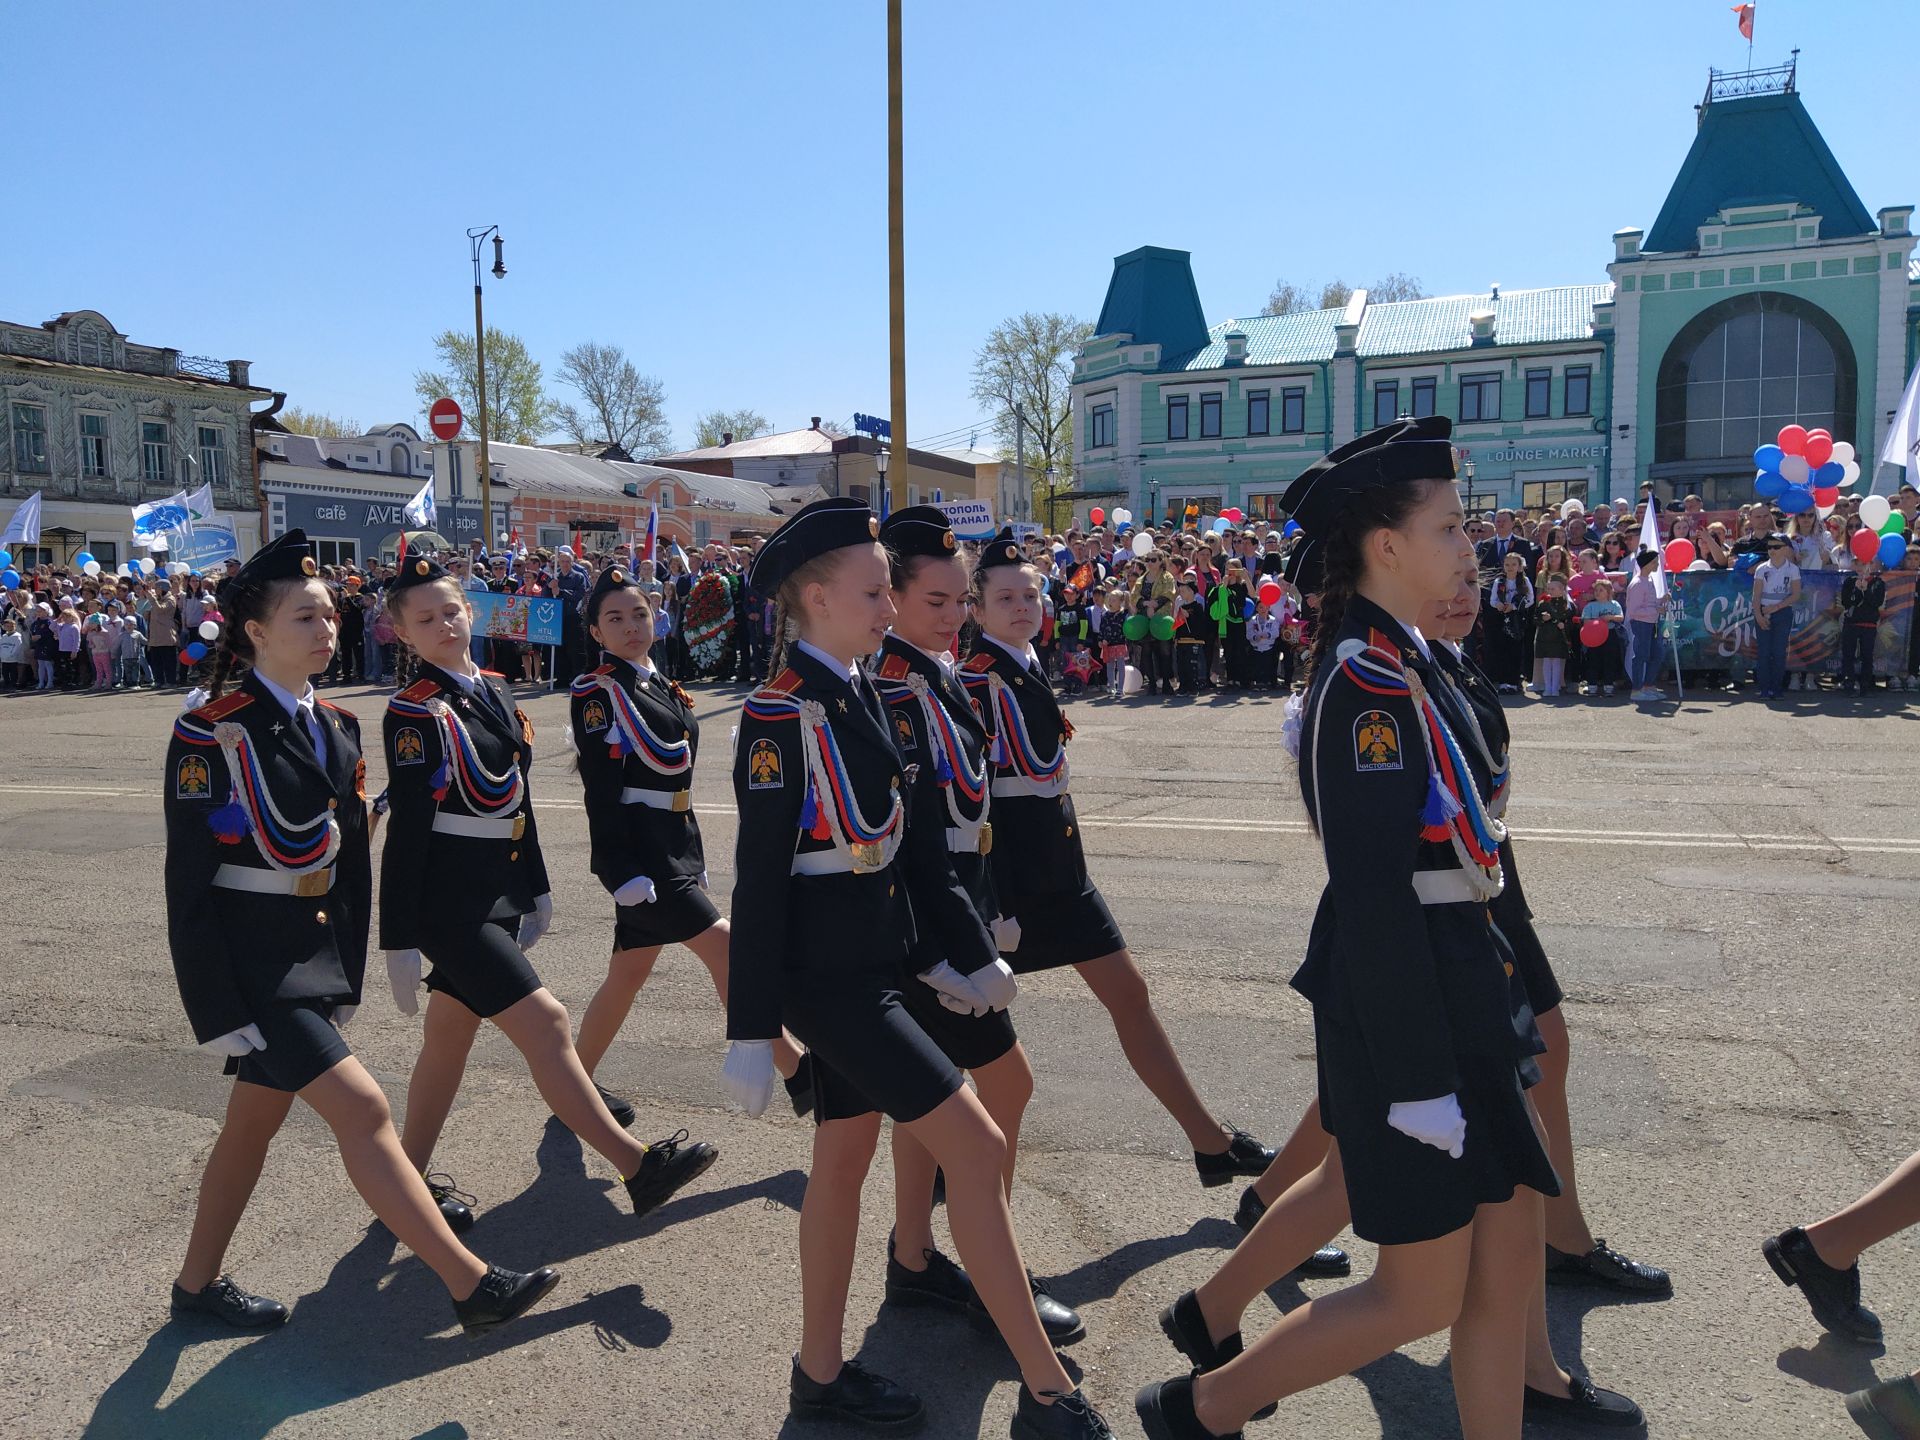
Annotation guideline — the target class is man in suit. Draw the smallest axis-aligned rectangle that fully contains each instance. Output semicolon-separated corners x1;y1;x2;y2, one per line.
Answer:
1475;508;1540;580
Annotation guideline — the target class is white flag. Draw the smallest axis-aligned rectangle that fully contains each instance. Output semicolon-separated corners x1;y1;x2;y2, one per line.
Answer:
403;478;436;530
1879;360;1920;483
1;490;44;546
1636;489;1666;600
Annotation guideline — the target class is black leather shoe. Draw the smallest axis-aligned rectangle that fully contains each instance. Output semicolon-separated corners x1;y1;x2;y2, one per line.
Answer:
453;1264;560;1335
1763;1226;1883;1343
170;1276;289;1329
1524;1375;1645;1428
595;1082;636;1129
1229;1185;1351;1276
1136;1374;1240;1440
1194;1129;1273;1188
784;1066;815;1119
625;1128;718;1218
1846;1373;1920;1439
1013;1385;1115;1438
789;1355;925;1432
425;1172;476;1234
1159;1290;1275;1420
1030;1272;1086;1346
1547;1239;1672;1297
885;1238;983;1321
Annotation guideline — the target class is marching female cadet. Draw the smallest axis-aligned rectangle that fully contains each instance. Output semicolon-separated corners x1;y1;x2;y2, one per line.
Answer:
1136;418;1561;1440
871;507;1083;1347
721;498;1112;1439
566;565;809;1119
378;555;717;1230
163;530;558;1335
963;530;1273;1185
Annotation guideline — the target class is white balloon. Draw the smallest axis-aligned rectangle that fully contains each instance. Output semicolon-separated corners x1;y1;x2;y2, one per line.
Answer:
1130;531;1155;557
197;619;221;641
139;558;156;575
82;560;101;577
1816;502;1836;519
1861;495;1891;530
1779;454;1811;484
1831;440;1856;466
1842;459;1863;488
1111;508;1133;526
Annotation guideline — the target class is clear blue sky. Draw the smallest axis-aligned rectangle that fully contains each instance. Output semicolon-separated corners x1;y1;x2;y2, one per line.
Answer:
8;0;1905;453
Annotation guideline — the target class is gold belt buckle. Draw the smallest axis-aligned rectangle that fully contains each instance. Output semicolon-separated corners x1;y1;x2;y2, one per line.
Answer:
851;840;883;871
511;812;527;841
977;822;993;856
294;870;329;898
672;790;691;813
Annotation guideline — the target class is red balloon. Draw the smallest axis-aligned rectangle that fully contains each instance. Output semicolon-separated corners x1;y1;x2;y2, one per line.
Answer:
1813;485;1840;507
1257;581;1282;606
1663;539;1694;572
1777;424;1809;456
1579;619;1609;648
1808;428;1832;442
1089;507;1105;526
1805;434;1834;468
1851;528;1881;564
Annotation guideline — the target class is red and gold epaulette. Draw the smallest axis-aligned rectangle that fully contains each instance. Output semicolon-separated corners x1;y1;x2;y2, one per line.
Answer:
962;651;996;674
759;667;803;697
316;699;356;720
397;677;441;704
480;668;505;679
593;663;616;676
877;653;912;681
188;691;253;723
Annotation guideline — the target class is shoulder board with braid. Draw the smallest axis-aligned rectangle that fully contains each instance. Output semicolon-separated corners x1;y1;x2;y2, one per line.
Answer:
757;667;803;697
742;667;805;724
397;677;441;704
1332;628;1412;696
479;669;506;679
962;651;996;674
569;666;614;698
876;652;912;682
188;691;253;724
316;699;356;721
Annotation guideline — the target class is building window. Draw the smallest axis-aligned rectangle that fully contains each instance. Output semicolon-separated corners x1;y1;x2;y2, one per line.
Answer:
1373;379;1400;427
87;539;119;567
1459;373;1502;423
1459;488;1499;516
1521;479;1589;511
1246;390;1269;436
1244;492;1286;521
13;545;52;569
1564;365;1592;416
1171;494;1223;522
1166;396;1189;441
311;538;358;568
197;426;227;487
1090;403;1114;449
10;403;49;474
1199;393;1222;439
537;524;568;551
1280;387;1306;434
79;413;109;478
659;489;676;511
1525;368;1551;419
1411;377;1436;418
141;421;170;483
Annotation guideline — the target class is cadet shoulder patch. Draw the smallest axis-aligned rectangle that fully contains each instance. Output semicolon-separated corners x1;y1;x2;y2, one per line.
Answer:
393;727;426;765
962;652;996;674
397;678;441;705
893;710;917;750
581;697;609;733
175;753;212;799
188;691;253;724
877;653;912;681
1353;709;1402;772
747;736;783;789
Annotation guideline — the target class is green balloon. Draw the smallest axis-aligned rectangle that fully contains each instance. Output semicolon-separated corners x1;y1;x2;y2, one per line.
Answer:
1150;614;1176;640
1880;513;1907;537
1123;615;1149;641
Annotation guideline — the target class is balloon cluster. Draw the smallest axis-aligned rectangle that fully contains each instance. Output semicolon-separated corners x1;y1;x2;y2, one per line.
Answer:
1856;495;1908;568
1754;425;1859;517
179;618;222;666
0;548;17;589
1110;507;1133;528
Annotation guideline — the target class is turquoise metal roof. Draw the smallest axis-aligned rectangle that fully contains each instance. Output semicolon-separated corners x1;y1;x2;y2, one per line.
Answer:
1095;246;1210;360
1645;91;1875;253
1173;308;1340;369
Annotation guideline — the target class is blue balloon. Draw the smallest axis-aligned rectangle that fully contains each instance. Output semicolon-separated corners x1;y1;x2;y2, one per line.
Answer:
1815;461;1846;487
1879;533;1908;568
1242;597;1256;618
1754;444;1784;472
0;569;18;588
1282;520;1301;539
0;548;10;569
74;551;94;567
1779;485;1815;514
1754;470;1788;499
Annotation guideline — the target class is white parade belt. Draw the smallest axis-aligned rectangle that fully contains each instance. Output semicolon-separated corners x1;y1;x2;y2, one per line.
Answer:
990;776;1066;800
432;811;527;840
790;836;901;876
213;863;334;898
947;821;992;855
620;786;693;813
1411;869;1483;906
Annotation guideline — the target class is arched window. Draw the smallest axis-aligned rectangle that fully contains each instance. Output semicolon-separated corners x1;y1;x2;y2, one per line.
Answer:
390;443;411;475
1655;292;1855;464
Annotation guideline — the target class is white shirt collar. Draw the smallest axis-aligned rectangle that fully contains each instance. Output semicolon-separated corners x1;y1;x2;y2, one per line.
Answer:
1404;624;1434;662
898;636;955;671
796;637;859;681
978;632;1035;672
631;658;655;683
253;669;317;720
441;664;481;694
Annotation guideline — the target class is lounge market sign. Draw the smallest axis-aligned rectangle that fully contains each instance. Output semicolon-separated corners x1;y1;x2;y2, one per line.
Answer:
1487;443;1604;464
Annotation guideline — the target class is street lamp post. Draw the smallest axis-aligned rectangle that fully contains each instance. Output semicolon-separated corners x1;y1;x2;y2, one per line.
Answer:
467;225;507;549
1042;465;1056;529
875;444;889;514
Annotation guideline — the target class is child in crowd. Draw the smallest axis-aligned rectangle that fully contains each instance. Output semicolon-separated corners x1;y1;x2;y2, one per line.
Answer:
1055;584;1093;686
119;614;151;689
1246;599;1281;689
1580;577;1626;696
0;617;23;689
83;614;114;691
56;608;82;689
1838;561;1887;692
1532;576;1572;698
1172;579;1205;694
1569;548;1604;609
1098;587;1129;694
1623;549;1665;702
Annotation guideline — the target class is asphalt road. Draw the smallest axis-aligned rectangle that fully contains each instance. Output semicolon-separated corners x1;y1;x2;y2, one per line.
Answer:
2;675;1915;1440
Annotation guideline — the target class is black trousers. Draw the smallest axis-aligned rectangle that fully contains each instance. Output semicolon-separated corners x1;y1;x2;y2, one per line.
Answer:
1839;624;1876;682
1176;643;1205;692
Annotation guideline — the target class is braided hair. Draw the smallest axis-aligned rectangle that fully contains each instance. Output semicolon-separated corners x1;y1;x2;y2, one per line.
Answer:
766;549;854;677
1301;478;1453;688
207;573;309;701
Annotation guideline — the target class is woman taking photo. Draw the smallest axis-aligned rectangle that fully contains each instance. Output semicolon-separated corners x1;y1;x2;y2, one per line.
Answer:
1137;419;1561;1440
163;530;558;1335
722;499;1110;1438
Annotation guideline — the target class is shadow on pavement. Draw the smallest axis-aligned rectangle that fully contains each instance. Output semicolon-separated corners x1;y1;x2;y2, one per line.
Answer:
1777;1332;1887;1393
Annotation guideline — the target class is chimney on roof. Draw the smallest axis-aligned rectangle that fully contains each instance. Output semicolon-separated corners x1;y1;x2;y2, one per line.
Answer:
1489;281;1501;300
721;432;734;446
810;416;821;429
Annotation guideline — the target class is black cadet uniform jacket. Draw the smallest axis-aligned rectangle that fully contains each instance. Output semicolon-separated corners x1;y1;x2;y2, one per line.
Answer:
379;662;551;951
959;637;1086;915
164;673;372;1043
1290;594;1539;1105
728;645;964;1042
570;655;707;895
872;635;999;978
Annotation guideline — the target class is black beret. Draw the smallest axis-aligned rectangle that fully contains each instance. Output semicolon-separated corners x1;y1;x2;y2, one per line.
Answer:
879;504;959;561
1280;417;1458;590
234;528;318;587
972;526;1026;575
748;496;880;598
386;552;452;599
586;561;643;621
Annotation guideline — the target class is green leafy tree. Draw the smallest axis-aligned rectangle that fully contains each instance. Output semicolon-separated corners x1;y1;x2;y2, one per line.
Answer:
970;311;1092;526
412;327;556;445
279;407;360;438
693;409;773;449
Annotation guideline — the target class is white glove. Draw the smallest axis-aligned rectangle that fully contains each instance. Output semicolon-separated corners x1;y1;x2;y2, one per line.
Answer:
965;959;1018;1012
722;1039;776;1117
697;869;710;891
519;893;554;950
199;1023;267;1059
921;961;990;1017
991;915;1022;953
331;1004;357;1029
613;875;657;906
1387;1094;1467;1159
386;948;422;1017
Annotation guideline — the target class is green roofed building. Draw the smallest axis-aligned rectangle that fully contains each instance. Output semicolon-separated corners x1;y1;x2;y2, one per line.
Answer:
1070;59;1918;524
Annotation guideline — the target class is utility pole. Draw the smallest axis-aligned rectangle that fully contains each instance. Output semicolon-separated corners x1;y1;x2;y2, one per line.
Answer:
467;226;506;544
1013;403;1027;524
885;0;907;515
